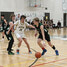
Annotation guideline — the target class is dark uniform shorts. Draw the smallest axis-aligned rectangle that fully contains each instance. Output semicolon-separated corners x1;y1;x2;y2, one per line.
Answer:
5;30;14;41
2;27;5;32
38;33;51;42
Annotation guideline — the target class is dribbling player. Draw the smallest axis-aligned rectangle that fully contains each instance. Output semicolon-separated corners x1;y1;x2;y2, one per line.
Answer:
33;17;59;56
14;15;35;54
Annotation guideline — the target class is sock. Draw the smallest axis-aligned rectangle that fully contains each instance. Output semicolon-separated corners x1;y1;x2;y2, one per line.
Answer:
52;45;56;50
42;47;45;50
17;48;20;53
29;50;31;52
2;36;4;38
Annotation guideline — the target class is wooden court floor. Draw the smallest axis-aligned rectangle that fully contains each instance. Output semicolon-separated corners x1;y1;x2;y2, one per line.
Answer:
0;28;67;67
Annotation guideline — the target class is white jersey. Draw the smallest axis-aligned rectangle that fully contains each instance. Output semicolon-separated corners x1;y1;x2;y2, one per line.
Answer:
14;20;29;34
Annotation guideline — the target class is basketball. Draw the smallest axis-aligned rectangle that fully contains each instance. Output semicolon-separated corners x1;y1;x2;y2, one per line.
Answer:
35;52;41;58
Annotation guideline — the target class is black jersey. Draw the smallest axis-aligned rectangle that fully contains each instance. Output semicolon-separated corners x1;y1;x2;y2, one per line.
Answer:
34;23;48;35
5;20;14;32
1;19;6;30
34;23;50;41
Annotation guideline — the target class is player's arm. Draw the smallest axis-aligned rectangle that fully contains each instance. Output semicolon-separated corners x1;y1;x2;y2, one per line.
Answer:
14;21;18;25
28;24;35;29
25;22;35;29
14;21;19;30
7;22;14;34
35;29;38;37
4;19;7;25
40;25;45;41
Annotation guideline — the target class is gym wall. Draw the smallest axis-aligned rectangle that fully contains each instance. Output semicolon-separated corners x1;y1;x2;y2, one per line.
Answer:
0;0;63;27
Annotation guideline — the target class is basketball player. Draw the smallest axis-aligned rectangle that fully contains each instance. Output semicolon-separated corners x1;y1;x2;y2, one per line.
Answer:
14;15;35;54
1;15;7;39
33;17;59;56
5;14;15;55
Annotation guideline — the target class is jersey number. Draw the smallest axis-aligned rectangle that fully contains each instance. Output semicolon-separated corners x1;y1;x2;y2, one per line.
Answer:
44;29;47;32
19;29;22;31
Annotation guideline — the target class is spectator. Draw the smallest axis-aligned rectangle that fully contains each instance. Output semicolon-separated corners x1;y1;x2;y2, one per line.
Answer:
57;21;61;28
16;14;20;21
44;20;49;28
51;19;53;24
40;20;42;23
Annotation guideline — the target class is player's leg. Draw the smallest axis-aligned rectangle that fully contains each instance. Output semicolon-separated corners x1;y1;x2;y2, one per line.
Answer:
15;33;22;54
47;41;59;56
23;38;32;54
2;31;4;38
8;35;14;55
2;27;5;39
18;38;22;47
17;37;22;54
45;34;59;56
47;41;55;50
5;32;14;55
37;38;47;56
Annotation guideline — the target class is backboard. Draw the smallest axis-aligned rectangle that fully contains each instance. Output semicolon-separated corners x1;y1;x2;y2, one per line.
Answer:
29;0;41;7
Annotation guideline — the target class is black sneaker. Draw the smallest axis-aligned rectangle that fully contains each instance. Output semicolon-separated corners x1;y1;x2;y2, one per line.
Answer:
7;49;14;51
11;49;14;51
8;51;14;55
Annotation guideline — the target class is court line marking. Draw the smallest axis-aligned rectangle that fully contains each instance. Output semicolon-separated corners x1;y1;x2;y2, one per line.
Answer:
3;46;37;67
51;62;67;67
1;39;67;67
0;45;67;67
18;54;67;63
0;66;3;67
32;58;67;67
29;58;39;67
4;60;34;67
1;45;67;65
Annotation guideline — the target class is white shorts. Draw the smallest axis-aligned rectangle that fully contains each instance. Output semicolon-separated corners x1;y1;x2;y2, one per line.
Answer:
15;33;26;39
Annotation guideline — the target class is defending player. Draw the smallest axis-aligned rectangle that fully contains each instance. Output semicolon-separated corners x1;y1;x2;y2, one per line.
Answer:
5;14;15;55
1;15;7;39
33;17;59;56
14;15;35;54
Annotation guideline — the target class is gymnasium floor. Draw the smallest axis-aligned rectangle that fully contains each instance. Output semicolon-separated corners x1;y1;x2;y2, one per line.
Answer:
0;28;67;67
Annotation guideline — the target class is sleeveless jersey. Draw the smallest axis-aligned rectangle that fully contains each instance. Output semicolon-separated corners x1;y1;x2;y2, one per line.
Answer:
5;20;14;32
14;20;29;34
34;23;48;35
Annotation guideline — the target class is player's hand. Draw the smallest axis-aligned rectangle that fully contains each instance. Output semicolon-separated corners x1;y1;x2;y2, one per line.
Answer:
12;30;14;32
32;26;35;29
12;29;14;32
7;31;9;34
35;33;37;37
